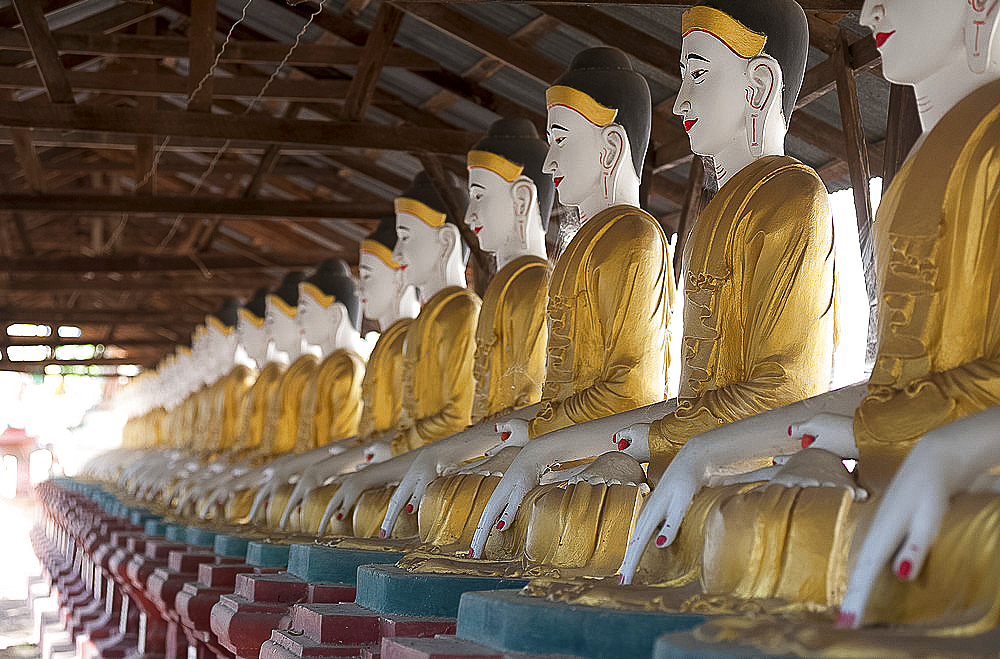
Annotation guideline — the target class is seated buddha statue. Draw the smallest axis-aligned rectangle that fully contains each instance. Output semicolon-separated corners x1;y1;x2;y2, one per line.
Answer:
219;258;371;524
465;6;839;578
611;0;1000;643
273;172;481;535
295;117;555;542
369;48;674;574
263;216;421;532
174;275;306;517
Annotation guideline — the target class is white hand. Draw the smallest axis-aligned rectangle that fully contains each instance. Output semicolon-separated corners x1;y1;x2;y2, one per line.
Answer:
247;466;281;522
318;471;374;535
788;413;858;458
279;459;329;530
469;440;544;558
618;447;706;584
382;448;438;538
361;440;392;466
612;423;652;462
488;419;530;455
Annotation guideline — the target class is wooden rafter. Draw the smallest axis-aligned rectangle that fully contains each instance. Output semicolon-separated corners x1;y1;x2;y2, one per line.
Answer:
0;101;482;154
341;3;405;121
0;193;391;219
11;0;74;104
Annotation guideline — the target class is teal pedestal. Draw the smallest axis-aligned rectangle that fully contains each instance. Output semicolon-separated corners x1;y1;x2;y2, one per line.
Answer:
356;564;527;618
213;534;250;559
246;541;291;567
456;590;705;659
286;544;403;584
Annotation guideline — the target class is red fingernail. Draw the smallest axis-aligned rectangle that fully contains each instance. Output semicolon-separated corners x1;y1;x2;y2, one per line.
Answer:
379;529;387;538
801;434;816;448
467;548;475;558
772;458;778;466
835;611;856;629
617;574;624;585
494;423;499;432
366;454;373;461
500;431;511;441
787;425;793;436
496;520;505;530
617;439;630;451
405;504;414;514
897;559;912;579
336;513;343;520
655;535;667;547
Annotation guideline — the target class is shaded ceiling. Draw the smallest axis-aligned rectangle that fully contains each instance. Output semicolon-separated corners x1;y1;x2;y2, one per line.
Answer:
0;0;890;375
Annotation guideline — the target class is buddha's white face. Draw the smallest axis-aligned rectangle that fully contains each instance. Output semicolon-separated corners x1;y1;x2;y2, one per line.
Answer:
393;212;440;289
237;315;269;365
542;104;605;208
265;298;300;355
467;167;518;254
674;30;750;158
298;285;346;347
861;0;965;86
359;252;397;324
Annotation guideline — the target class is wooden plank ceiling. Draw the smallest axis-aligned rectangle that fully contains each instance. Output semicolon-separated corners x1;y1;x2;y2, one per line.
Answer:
0;0;880;375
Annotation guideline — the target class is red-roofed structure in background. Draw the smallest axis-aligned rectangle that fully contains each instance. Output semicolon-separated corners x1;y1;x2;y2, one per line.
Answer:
0;427;38;498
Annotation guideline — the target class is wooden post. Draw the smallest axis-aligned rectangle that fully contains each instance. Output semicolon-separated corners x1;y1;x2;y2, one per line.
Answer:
834;34;878;365
881;84;921;194
417;153;493;297
673;155;705;285
187;0;216;112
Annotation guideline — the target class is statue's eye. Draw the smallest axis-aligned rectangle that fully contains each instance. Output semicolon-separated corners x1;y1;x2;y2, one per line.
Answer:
691;69;707;82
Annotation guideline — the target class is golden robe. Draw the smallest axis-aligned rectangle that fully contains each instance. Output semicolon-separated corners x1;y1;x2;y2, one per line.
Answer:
210;364;255;455
390;286;481;455
647;155;836;474
406;255;551;546
228;360;287;459
293;319;412;535
305;349;365;449
357;318;413;440
472;255;552;422
665;82;1000;634
530;204;672;438
408;206;671;569
256;354;318;461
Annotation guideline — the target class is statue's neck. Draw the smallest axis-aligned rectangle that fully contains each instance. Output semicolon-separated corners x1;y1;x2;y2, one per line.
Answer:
495;211;547;271
313;324;364;358
416;250;466;303
575;167;641;222
377;286;420;330
913;58;1000;136
713;112;786;189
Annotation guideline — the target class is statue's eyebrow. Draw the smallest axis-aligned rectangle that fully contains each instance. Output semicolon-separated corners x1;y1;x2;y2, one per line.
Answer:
687;53;710;63
549;123;569;132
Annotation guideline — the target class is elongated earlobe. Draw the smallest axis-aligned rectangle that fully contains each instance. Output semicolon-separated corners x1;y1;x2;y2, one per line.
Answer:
966;0;1000;74
745;56;779;159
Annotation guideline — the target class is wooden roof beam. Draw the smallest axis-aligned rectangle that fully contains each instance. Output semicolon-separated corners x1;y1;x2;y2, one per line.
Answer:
2;252;339;276
341;3;405;121
0;310;207;325
11;0;74;104
0;31;440;70
0;193;392;219
0;100;482;154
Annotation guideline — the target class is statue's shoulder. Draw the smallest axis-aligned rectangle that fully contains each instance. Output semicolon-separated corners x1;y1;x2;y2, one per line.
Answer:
593;204;669;254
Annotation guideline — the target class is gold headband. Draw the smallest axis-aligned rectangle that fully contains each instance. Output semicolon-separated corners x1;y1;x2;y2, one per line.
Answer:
267;293;297;318
545;85;618;127
682;6;767;59
178;346;192;357
467;150;524;182
394;197;446;228
238;307;265;328
207;315;235;336
301;281;336;308
360;239;401;270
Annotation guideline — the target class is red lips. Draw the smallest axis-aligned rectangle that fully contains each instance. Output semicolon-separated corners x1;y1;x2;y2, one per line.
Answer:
875;31;894;48
684;119;698;131
474;226;482;234
553;176;564;187
399;264;407;270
